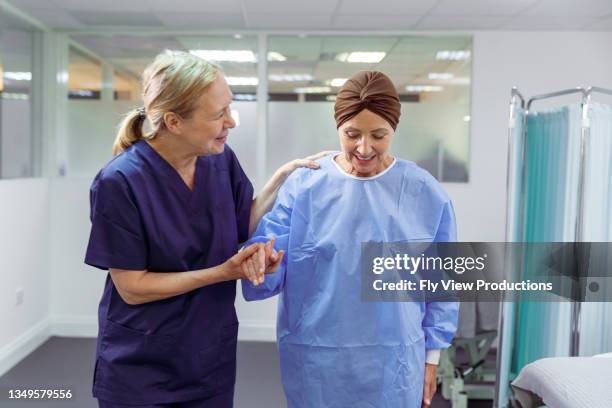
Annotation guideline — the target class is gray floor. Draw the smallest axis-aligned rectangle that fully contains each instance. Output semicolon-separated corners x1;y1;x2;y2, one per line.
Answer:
0;337;480;407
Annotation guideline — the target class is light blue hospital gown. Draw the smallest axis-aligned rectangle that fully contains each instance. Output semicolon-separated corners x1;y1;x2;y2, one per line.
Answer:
243;154;459;408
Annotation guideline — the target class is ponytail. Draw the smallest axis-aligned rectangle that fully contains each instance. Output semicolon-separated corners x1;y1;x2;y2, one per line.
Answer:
112;108;147;156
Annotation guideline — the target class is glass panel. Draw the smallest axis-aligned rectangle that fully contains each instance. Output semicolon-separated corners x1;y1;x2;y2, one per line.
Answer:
0;12;38;178
68;47;103;100
266;34;472;182
65;34;258;179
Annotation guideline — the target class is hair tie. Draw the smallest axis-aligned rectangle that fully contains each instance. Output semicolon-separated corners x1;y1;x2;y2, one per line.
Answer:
136;107;146;118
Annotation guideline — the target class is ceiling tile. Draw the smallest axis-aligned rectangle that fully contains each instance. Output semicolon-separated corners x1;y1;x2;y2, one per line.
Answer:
243;0;339;15
69;10;163;26
53;0;152;13
147;0;243;13
335;0;438;15
416;15;510;29
6;0;60;9
502;15;601;30
26;8;84;28
333;15;422;30
247;14;332;29
432;0;539;16
155;12;245;28
176;36;257;51
523;0;612;17
583;17;612;30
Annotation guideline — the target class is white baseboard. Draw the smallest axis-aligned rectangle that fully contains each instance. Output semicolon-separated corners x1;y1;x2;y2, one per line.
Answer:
50;315;276;342
238;321;276;342
0;316;276;377
50;315;99;338
0;318;52;378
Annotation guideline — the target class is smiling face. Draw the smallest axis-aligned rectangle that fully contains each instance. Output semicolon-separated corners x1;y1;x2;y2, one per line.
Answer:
337;108;395;177
175;74;235;156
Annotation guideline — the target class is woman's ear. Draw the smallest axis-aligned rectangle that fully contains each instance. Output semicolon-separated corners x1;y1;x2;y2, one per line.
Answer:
163;112;181;134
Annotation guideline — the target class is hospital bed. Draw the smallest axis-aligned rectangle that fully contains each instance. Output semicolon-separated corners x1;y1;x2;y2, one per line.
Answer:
509;353;612;408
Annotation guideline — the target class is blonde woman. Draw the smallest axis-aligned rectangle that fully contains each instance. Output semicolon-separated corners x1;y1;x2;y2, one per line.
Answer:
84;50;321;407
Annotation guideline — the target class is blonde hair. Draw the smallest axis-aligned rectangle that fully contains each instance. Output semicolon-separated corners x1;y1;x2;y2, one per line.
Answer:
112;50;220;156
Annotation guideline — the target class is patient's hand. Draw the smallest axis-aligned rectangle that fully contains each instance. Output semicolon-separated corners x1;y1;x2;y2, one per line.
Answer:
422;363;437;408
242;239;284;286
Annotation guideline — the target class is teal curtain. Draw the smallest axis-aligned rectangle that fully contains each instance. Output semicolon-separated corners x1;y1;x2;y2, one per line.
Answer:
499;101;612;407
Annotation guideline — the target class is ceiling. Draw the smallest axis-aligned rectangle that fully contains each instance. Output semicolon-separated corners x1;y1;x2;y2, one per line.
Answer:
6;0;612;31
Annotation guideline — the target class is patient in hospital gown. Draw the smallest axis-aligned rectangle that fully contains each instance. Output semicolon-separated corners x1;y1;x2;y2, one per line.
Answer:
242;71;459;408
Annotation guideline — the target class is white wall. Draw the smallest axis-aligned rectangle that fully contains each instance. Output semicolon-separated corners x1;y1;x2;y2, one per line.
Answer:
0;179;51;376
3;30;612;356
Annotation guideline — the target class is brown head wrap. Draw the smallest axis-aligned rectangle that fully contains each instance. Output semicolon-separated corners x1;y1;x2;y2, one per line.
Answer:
334;71;401;130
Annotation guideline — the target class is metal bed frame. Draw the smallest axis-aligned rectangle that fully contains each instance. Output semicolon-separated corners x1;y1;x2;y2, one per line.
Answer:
494;86;612;408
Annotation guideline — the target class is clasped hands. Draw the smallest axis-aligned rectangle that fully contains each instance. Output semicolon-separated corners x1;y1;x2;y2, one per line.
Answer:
223;239;284;285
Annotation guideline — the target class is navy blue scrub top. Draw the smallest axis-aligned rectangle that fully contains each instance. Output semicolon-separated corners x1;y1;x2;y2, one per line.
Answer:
84;140;253;405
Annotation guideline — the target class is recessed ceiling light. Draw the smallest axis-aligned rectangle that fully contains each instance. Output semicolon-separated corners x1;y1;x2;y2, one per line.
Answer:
225;76;258;86
294;86;332;94
267;52;287;62
428;72;454;80
269;74;313;82
436;50;471;61
3;72;32;81
405;85;444;92
190;50;256;63
336;52;386;63
233;94;257;101
329;78;347;87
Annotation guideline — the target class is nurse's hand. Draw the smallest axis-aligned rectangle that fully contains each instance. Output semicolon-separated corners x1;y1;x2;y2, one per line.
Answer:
422;363;437;408
243;239;284;286
278;151;334;176
222;243;268;283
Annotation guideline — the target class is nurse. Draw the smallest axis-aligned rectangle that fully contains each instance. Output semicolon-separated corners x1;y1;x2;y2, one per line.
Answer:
243;71;459;408
85;50;320;407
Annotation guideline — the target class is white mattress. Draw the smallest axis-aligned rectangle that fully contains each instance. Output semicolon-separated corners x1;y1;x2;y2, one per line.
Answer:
511;356;612;408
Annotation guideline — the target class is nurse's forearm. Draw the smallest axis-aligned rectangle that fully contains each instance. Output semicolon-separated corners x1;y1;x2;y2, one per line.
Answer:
250;167;291;235
110;266;229;305
110;243;265;305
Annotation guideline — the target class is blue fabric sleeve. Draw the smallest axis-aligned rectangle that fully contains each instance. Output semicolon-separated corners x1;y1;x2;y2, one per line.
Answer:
242;171;299;301
84;172;147;271
226;146;254;244
423;201;460;350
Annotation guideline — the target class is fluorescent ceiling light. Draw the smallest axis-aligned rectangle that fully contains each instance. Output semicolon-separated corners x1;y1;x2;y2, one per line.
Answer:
294;86;331;94
329;78;347;87
1;92;29;100
463;115;471;122
3;72;32;81
225;76;258;86
436;50;471;61
190;50;256;63
269;74;313;82
233;94;257;101
336;52;386;63
267;52;287;61
428;72;454;80
189;50;287;63
405;85;444;93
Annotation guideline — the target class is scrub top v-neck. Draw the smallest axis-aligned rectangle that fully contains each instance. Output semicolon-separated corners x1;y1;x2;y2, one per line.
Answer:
85;140;254;405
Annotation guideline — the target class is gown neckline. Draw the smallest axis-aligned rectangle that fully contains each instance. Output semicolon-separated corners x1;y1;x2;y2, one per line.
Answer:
331;153;397;181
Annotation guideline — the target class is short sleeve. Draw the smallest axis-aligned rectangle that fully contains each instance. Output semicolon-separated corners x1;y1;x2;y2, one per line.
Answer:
84;172;147;270
226;146;254;243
